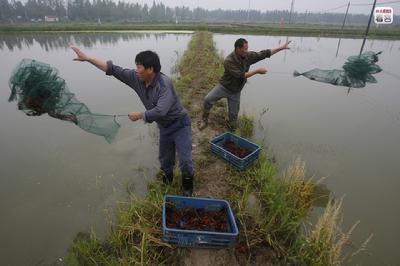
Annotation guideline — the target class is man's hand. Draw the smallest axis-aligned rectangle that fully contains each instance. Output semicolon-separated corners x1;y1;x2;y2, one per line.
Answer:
257;68;267;74
280;41;291;50
71;46;108;72
128;112;142;121
71;46;89;62
271;41;291;55
245;68;267;78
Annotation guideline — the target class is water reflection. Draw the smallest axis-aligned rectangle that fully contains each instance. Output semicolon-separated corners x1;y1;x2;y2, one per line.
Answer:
312;183;332;208
0;32;191;51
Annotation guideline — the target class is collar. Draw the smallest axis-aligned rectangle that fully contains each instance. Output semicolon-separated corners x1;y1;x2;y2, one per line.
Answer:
145;72;160;89
232;50;247;62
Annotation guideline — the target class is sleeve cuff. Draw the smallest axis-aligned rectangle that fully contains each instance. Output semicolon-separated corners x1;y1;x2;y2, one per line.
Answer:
266;49;272;58
105;60;113;75
141;112;147;123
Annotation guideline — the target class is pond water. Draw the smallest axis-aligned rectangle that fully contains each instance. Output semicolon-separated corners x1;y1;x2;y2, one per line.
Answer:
213;34;400;265
1;31;399;265
0;32;192;265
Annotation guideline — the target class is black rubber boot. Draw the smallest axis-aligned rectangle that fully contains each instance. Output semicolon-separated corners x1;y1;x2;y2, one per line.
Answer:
199;112;209;130
199;118;208;130
228;119;237;132
181;172;194;197
162;171;173;185
199;107;209;130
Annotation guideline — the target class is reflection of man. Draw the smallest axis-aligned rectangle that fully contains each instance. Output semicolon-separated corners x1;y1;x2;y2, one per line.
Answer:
199;38;291;131
71;47;194;196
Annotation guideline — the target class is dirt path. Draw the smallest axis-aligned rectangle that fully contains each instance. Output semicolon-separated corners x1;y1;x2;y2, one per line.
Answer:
174;31;244;266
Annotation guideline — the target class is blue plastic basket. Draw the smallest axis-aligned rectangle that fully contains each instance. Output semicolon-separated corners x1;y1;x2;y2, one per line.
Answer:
162;195;239;248
209;132;261;170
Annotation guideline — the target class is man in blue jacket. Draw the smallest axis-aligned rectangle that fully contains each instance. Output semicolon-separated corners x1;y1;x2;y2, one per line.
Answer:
71;47;193;196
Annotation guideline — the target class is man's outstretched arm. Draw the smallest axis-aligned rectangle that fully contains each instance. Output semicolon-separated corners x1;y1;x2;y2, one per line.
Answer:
71;46;107;72
270;41;291;56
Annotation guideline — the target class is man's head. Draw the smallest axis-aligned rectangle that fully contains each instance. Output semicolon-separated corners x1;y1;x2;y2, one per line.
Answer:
234;38;248;58
135;50;161;82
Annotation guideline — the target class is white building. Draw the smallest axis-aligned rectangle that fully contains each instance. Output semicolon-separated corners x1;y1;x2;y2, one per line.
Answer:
44;16;59;22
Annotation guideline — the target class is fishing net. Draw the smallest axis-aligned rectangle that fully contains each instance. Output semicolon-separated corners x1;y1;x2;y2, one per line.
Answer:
294;51;382;88
8;59;120;142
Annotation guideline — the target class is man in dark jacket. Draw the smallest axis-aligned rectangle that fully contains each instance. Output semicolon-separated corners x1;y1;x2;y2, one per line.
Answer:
199;38;291;130
71;47;193;196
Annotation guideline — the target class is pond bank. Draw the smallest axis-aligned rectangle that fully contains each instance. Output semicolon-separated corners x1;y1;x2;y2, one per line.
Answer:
1;22;400;39
66;31;365;265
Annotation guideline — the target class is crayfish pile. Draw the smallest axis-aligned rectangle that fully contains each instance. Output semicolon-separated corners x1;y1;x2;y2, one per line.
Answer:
223;140;251;158
166;204;229;232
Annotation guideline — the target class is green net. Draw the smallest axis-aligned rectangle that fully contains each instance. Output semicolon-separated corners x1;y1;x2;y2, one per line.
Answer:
294;51;382;88
8;59;120;143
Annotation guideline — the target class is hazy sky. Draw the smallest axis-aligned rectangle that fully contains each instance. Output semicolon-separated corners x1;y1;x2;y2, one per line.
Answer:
131;0;399;14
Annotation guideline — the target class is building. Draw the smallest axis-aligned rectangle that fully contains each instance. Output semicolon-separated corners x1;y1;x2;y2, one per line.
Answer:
44;16;59;22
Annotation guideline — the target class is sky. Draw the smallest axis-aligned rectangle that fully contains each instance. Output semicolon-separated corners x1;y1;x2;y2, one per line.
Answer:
130;0;400;15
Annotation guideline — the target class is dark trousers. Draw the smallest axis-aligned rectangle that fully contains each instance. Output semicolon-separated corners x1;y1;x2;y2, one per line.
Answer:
159;114;193;176
203;83;241;128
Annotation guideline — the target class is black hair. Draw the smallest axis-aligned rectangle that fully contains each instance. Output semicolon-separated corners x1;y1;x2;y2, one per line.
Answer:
135;50;161;73
234;38;248;49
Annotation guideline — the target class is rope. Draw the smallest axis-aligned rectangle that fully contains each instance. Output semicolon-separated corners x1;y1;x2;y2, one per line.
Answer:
353;0;400;6
322;4;349;13
268;71;293;75
383;70;400;81
321;0;400;12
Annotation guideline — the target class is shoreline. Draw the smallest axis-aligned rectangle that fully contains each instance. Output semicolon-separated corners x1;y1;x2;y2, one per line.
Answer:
1;23;400;39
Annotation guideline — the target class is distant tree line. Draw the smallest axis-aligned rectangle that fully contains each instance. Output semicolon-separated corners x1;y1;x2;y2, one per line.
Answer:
0;0;398;26
0;31;171;51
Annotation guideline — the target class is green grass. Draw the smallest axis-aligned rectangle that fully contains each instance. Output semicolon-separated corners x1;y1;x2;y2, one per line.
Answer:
288;198;372;265
235;113;254;139
232;119;362;264
65;181;180;265
226;154;314;255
